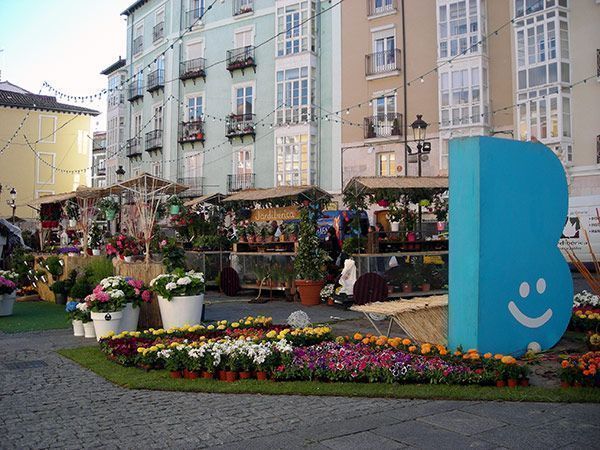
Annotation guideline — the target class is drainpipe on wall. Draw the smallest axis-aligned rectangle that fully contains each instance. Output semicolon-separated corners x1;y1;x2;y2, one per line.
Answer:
402;0;408;177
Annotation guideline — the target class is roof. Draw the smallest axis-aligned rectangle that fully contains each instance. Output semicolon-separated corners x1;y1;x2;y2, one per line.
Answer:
100;58;127;75
121;0;150;16
29;186;109;206
344;176;448;194
0;81;100;116
108;173;189;196
184;193;226;207
223;185;332;204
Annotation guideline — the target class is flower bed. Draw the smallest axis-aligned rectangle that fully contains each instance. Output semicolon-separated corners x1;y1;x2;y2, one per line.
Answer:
560;352;600;387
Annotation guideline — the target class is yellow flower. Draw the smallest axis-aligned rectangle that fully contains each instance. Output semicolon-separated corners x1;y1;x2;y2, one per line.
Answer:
149;346;158;352
231;322;240;328
266;330;277;338
137;347;144;353
217;325;226;330
207;325;215;330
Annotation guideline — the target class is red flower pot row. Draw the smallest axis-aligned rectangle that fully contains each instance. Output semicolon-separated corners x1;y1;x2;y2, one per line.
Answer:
172;370;270;381
496;378;529;388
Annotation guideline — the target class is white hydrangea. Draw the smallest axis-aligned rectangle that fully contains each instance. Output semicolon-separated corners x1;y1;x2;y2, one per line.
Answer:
574;290;600;308
177;276;192;286
165;282;178;291
110;289;125;299
76;302;88;312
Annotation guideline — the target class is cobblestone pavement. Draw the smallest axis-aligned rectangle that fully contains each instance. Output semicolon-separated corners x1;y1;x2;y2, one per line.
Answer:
1;330;599;449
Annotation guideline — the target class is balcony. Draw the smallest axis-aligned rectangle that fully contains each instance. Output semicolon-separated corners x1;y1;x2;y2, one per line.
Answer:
178;119;205;144
177;177;204;198
145;130;162;152
364;113;403;139
226;113;256;141
367;0;397;17
233;0;254;16
153;22;164;42
228;173;255;192
126;137;142;158
180;57;206;81
127;82;144;102
147;69;164;93
365;49;401;77
133;36;143;56
186;8;204;28
226;46;256;75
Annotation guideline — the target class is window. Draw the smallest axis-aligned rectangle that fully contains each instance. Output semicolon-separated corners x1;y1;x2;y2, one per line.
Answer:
235;85;253;115
235;145;253;175
154;9;165;42
516;94;568;142
515;0;562;18
39;115;57;143
440;140;449;171
186;41;204;60
438;1;479;59
276;2;315;56
276;67;313;124
191;0;205;17
182;152;202;179
234;28;253;49
377;152;396;176
133;114;142;138
133;24;144;55
153;104;163;130
372;33;396;71
439;66;484;127
151;162;162;177
276;134;313;186
187;95;204;121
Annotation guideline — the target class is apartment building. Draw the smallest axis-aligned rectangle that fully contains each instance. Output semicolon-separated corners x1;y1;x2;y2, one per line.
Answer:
119;0;341;197
91;131;107;187
100;57;127;186
0;81;98;219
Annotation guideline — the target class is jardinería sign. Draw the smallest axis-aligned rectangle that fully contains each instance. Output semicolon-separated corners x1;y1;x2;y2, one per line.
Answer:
250;206;299;222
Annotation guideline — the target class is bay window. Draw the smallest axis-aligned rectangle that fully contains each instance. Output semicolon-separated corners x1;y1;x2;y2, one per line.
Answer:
276;66;314;124
438;0;481;59
275;134;315;186
439;65;485;127
276;2;315;56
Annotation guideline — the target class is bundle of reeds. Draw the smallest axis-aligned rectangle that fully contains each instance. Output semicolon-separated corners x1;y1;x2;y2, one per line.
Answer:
563;209;600;294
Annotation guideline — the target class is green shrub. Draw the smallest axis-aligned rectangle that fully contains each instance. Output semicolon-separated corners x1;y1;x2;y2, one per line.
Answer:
69;276;92;300
84;257;114;287
44;256;64;279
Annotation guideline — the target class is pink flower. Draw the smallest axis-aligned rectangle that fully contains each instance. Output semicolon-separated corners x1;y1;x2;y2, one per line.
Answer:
160;240;167;248
127;279;143;290
141;290;152;303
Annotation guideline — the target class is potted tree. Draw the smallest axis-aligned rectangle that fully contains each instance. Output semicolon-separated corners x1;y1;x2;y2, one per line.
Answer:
387;203;402;232
88;223;103;256
50;280;69;305
294;205;328;306
150;269;205;328
166;195;184;215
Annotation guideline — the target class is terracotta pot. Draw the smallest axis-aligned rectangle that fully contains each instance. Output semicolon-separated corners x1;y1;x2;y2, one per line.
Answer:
573;382;582;388
507;379;518;388
421;283;431;292
327;298;335;306
279;235;287;242
296;280;325;306
496;380;506;388
520;378;529;387
225;371;238;382
183;369;198;380
218;370;227;381
560;381;571;389
401;283;413;293
247;235;256;243
202;371;214;379
265;236;274;243
289;234;297;242
256;371;268;381
239;371;252;379
170;370;182;379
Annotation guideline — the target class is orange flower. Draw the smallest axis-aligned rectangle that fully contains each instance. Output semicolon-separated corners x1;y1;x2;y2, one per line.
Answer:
389;338;400;348
353;333;363;341
501;356;516;364
439;349;448;356
408;345;417;352
454;350;462;356
483;352;492;359
494;354;503;360
376;338;387;346
402;338;412;346
362;338;370;345
561;360;569;368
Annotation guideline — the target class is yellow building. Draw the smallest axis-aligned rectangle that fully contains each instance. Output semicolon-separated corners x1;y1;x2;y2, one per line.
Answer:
0;81;99;220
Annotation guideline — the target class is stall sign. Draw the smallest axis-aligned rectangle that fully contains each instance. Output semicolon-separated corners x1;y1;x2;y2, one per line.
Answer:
250;206;299;222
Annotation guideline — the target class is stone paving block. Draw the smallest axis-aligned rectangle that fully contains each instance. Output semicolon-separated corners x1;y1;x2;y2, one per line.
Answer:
418;410;506;436
473;423;582;449
383;400;477;422
320;431;407;449
459;402;564;426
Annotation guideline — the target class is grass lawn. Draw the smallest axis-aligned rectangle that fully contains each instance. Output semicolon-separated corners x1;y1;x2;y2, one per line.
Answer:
0;301;69;333
59;346;600;403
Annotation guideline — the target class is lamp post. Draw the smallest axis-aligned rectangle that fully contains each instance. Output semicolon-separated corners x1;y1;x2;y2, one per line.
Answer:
7;187;17;223
408;114;430;177
115;166;125;233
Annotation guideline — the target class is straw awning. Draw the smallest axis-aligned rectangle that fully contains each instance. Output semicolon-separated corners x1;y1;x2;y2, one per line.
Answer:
223;185;331;204
184;193;226;208
107;173;189;196
28;186;109;206
344;176;448;195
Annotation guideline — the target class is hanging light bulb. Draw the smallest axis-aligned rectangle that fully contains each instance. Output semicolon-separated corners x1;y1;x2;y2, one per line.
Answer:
420;77;424;83
345;109;350;115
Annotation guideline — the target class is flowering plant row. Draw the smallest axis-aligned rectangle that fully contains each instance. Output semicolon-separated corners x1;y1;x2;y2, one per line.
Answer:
105;234;141;258
83;276;151;313
570;307;600;332
0;270;19;283
573;291;599;309
560;351;600;387
150;269;205;300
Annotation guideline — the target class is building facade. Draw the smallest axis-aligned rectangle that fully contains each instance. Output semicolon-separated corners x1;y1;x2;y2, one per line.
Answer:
91;131;107;187
118;0;341;197
0;81;98;219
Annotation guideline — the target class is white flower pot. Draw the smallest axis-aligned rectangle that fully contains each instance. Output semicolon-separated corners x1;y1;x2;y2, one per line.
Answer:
91;310;123;341
390;221;400;232
158;294;204;329
72;319;84;336
69;219;77;228
83;321;96;338
124;256;133;263
0;291;16;316
92;249;101;256
119;303;140;332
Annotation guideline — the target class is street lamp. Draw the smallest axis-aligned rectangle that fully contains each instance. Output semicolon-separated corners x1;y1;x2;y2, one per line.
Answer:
7;187;17;223
407;114;431;177
116;165;126;182
411;114;428;142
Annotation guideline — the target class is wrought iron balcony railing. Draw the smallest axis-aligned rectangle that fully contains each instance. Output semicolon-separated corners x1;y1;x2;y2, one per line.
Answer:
126;137;142;157
180;57;206;81
177;177;204;197
364;113;403;139
226;46;256;73
227;173;255;192
153;22;164;42
147;69;164;92
233;0;254;15
145;130;162;152
127;82;144;101
367;0;397;17
365;49;401;76
178;119;205;143
133;36;143;55
226;113;256;139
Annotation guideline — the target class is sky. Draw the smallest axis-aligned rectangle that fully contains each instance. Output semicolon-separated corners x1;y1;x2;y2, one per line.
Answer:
0;0;132;130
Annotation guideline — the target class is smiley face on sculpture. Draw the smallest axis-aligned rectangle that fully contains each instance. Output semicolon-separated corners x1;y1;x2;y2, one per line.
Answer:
508;278;552;329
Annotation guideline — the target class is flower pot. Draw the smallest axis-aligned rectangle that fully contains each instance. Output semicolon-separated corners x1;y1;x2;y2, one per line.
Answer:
170;205;181;215
157;294;204;329
202;371;214;379
105;209;116;221
90;310;123;341
296;280;325;306
279;235;287;242
183;369;199;380
420;283;431;292
72;319;84;337
54;292;67;305
507;379;518;388
83;321;96;338
170;370;182;379
256;371;268;381
390;221;400;232
68;219;77;228
225;371;238;382
401;283;413;293
239;371;251;379
327;298;335;306
124;256;133;263
218;370;227;381
92;249;101;256
119;303;140;332
265;236;274;243
520;378;529;387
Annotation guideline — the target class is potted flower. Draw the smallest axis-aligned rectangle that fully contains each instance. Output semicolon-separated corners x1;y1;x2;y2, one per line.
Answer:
93;276;151;333
65;201;79;228
0;271;18;316
246;223;257;243
166;195;184;215
97;197;120;221
85;280;128;341
65;300;85;336
286;222;299;242
294;205;328;306
386;203;402;232
50;280;69;305
150;270;205;329
320;283;335;306
77;301;95;338
89;224;103;256
237;224;247;243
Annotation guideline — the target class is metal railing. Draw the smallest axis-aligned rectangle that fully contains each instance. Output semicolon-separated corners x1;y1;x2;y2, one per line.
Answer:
145;130;163;151
227;173;255;192
186;8;204;28
126;137;142;157
133;36;143;55
226;46;256;71
367;0;397;17
153;22;164;42
365;49;401;76
364;113;403;139
147;69;164;92
226;113;256;137
180;57;206;80
233;0;254;15
177;177;204;197
178;119;205;143
127;82;144;101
